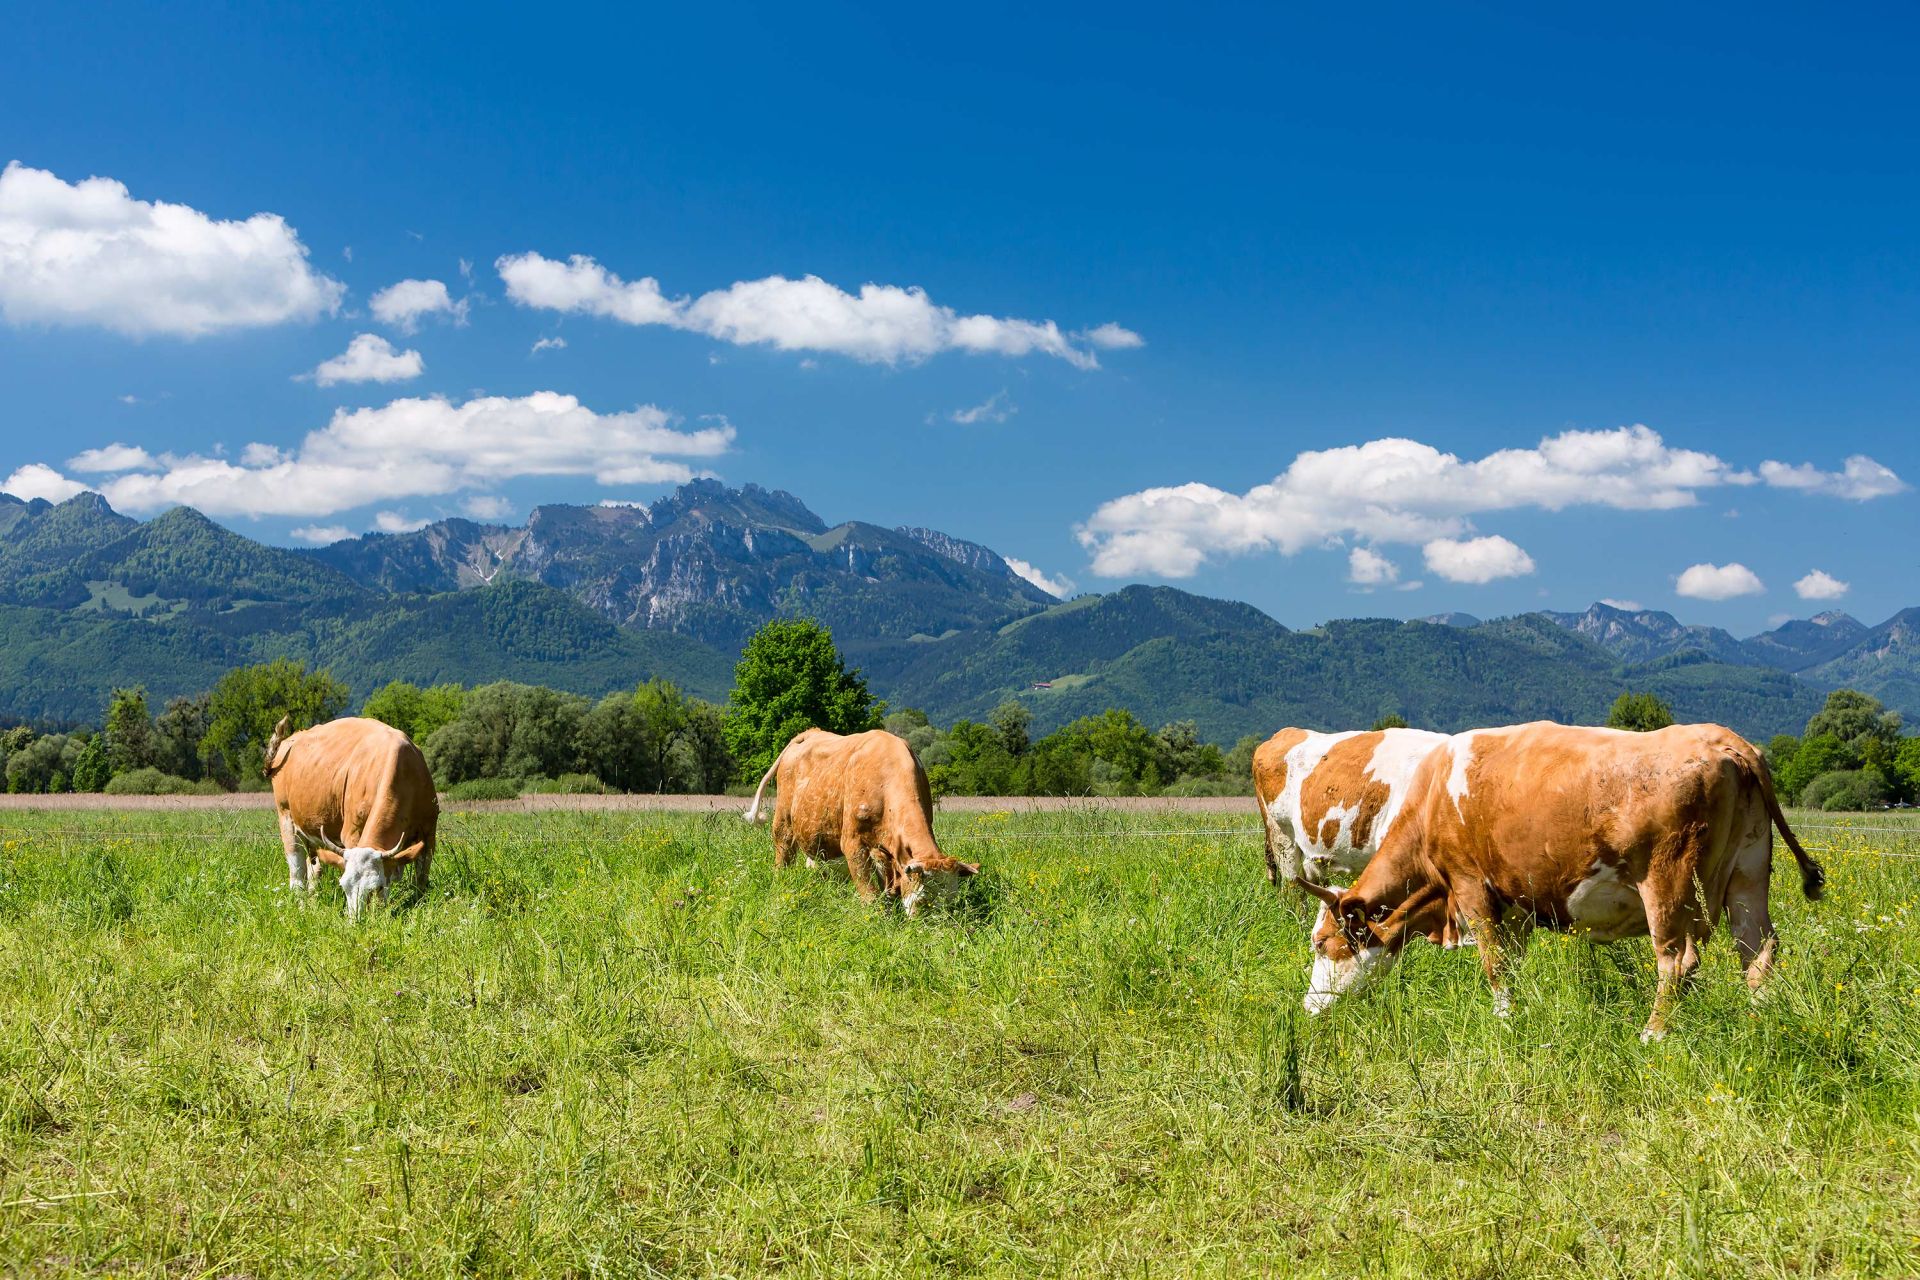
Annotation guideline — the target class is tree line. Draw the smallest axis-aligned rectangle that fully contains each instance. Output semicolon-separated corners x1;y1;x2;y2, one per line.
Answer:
3;619;1913;809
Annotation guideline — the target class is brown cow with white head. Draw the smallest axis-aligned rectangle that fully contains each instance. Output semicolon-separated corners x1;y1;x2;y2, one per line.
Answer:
1291;721;1823;1040
265;715;439;919
744;728;977;915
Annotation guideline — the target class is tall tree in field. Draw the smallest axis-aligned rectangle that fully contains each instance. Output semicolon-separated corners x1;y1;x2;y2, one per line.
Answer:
1803;689;1901;754
103;686;157;775
725;619;881;780
1606;691;1675;732
201;659;351;783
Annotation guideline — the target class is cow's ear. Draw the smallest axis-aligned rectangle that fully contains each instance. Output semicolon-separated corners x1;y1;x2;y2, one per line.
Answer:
903;860;925;876
957;860;979;877
1339;899;1371;944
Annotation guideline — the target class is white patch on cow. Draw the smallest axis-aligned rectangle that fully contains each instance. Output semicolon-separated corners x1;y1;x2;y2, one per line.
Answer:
1302;942;1397;1014
1491;987;1513;1017
1278;731;1360;880
284;844;308;891
901;867;961;916
1363;729;1446;848
339;847;390;920
1564;862;1645;942
1446;731;1488;816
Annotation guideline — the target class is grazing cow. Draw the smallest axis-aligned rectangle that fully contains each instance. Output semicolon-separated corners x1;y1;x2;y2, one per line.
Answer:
1292;722;1823;1040
265;715;439;919
1252;726;1448;888
743;728;977;914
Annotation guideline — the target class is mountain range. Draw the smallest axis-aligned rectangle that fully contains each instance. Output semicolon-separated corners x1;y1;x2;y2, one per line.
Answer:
3;483;1915;742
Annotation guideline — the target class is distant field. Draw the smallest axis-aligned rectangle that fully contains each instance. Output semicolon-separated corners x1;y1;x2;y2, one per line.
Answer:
1;806;1916;1277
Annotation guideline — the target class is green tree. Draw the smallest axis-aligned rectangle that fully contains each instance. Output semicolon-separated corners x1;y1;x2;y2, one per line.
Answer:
70;735;111;792
929;719;1016;797
1893;737;1920;802
1370;713;1410;731
153;694;211;781
200;659;351;784
990;700;1032;757
1804;689;1901;755
1155;720;1223;781
1606;691;1676;732
1222;734;1262;783
1778;733;1856;803
632;679;692;792
724;619;881;780
7;734;79;794
669;700;735;792
103;686;157;775
422;681;587;784
1766;734;1800;774
362;681;468;744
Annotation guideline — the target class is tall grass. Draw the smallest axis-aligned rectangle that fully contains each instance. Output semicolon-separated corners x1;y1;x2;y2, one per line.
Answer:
0;805;1916;1277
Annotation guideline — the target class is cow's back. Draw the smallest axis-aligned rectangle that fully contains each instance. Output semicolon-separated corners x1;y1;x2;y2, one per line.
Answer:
774;728;932;847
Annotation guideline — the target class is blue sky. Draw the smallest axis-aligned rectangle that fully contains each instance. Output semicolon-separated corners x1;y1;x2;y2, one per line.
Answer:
2;2;1913;633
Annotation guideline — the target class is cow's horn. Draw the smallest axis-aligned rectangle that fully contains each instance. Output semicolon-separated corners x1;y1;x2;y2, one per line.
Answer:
381;834;407;857
1289;876;1344;910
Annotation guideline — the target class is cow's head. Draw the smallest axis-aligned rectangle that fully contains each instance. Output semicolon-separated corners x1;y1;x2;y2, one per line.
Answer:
1293;877;1451;1013
899;852;979;916
300;825;404;919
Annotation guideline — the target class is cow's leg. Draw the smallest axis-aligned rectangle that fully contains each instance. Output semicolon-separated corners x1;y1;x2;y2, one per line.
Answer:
412;840;434;898
278;813;309;893
1451;881;1521;1014
1641;885;1706;1042
1262;814;1300;888
843;844;883;904
1726;840;1779;994
772;810;796;869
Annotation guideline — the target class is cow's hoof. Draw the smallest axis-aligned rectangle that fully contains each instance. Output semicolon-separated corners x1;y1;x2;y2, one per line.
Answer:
1639;1026;1667;1044
1490;990;1513;1018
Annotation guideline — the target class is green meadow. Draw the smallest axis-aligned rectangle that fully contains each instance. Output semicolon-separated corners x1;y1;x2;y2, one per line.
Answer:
2;804;1917;1277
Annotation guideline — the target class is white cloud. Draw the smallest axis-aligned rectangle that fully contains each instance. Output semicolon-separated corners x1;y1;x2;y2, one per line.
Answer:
0;162;343;337
302;333;424;386
1005;556;1074;599
1076;425;1904;579
1077;322;1145;349
14;390;732;519
1794;569;1849;601
945;390;1016;425
1675;562;1765;600
530;335;567;354
374;510;430;534
1422;535;1536;584
2;463;88;503
495;251;1134;369
1759;455;1907;501
289;524;350;545
462;494;513;520
67;442;156;473
1347;545;1399;586
368;278;466;332
1600;597;1643;611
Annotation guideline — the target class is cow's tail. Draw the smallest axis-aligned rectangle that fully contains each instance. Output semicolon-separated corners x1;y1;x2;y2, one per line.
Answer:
742;744;790;823
1756;752;1824;900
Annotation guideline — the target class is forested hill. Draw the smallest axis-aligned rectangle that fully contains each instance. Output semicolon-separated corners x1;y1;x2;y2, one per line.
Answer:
1;484;1914;741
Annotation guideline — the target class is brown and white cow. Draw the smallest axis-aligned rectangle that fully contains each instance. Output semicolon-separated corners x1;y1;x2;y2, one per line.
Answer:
744;728;977;914
265;715;439;919
1292;721;1823;1039
1253;727;1448;889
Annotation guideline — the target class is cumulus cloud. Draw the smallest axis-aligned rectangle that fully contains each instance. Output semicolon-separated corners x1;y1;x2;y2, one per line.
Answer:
368;278;466;333
0;162;344;337
289;524;350;545
1005;557;1074;599
530;335;566;354
1758;456;1907;501
1422;535;1536;584
67;442;156;473
1075;425;1904;579
1347;545;1399;586
1794;569;1849;601
495;251;1135;369
302;333;424;386
2;462;88;503
1675;562;1765;600
944;390;1016;425
12;390;732;519
374;510;430;534
462;494;513;520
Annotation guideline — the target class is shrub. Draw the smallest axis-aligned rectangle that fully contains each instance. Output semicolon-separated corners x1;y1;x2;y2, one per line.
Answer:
522;773;611;795
1798;768;1891;812
103;768;223;796
443;777;523;802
